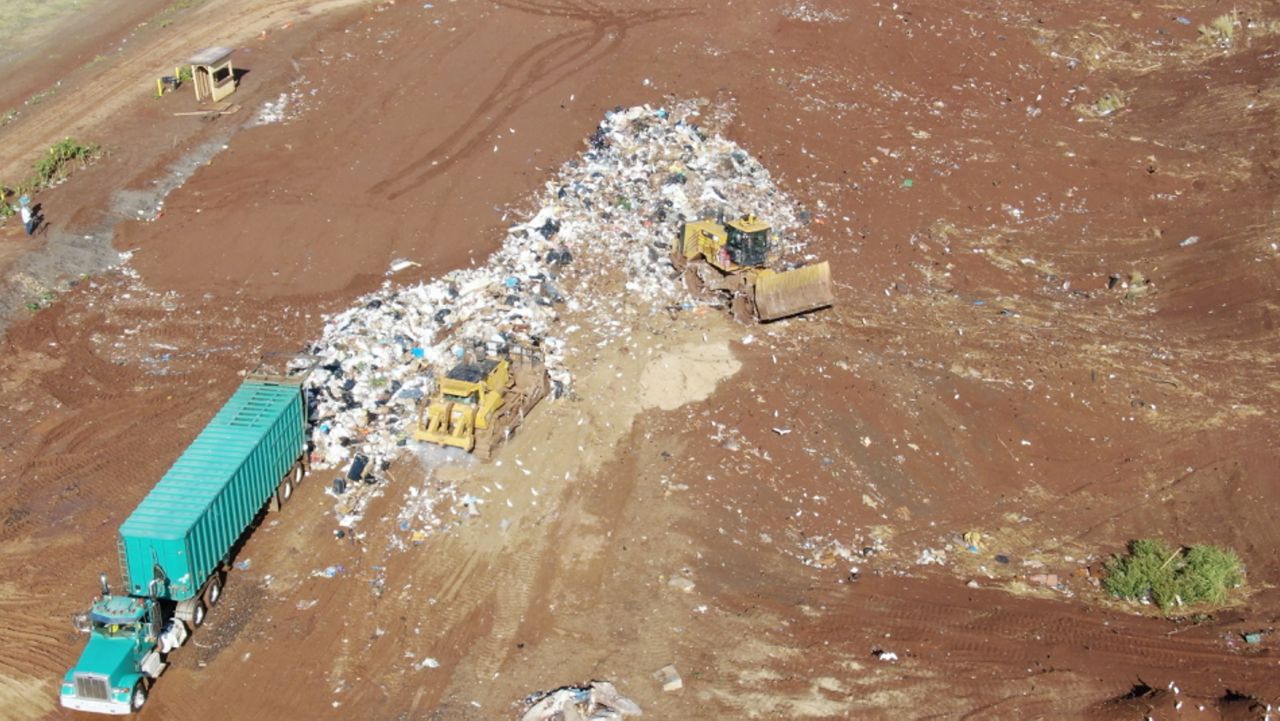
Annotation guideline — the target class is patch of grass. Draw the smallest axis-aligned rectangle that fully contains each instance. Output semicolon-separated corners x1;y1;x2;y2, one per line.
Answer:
1103;538;1244;612
1200;12;1239;47
0;109;15;126
151;0;207;28
25;83;60;107
1123;271;1151;301
33;138;99;187
1;139;101;225
1094;92;1126;115
1076;90;1129;118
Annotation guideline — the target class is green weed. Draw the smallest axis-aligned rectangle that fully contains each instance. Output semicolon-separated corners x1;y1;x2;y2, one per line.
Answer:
1075;90;1129;118
25;84;59;107
33;138;99;187
1103;538;1244;612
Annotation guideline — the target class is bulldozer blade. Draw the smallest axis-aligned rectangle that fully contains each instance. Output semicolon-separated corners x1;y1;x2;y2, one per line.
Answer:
754;261;834;321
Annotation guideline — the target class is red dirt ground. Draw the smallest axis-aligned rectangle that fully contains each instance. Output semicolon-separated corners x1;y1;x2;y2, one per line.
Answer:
1;1;1278;719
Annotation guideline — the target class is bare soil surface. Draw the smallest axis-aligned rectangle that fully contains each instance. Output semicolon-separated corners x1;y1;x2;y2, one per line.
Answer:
1;1;1278;719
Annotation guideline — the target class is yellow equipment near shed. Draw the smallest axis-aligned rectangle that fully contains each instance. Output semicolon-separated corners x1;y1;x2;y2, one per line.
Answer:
674;214;834;322
413;350;549;459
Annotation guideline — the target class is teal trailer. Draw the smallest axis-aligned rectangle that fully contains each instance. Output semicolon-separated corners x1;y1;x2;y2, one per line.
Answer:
60;375;309;715
118;380;306;602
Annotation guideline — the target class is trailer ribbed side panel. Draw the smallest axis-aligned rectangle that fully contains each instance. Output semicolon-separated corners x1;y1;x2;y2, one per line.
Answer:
118;380;305;602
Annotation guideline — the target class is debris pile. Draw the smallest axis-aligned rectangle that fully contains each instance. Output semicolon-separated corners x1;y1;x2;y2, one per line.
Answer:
782;3;849;23
304;100;808;484
519;681;641;721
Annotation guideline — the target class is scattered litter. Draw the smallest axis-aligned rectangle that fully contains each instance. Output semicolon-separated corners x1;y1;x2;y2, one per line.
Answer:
915;548;947;566
654;664;684;692
389;259;421;273
314;564;346;578
962;531;985;552
1028;573;1060;588
772;427;792;436
520;681;641;721
782;3;848;22
415;657;440;669
1243;631;1266;645
233;558;252;570
668;576;696;593
872;649;899;662
1179;235;1200;247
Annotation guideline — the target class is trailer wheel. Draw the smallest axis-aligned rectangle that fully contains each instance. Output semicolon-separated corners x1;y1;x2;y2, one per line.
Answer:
205;575;222;607
130;681;147;712
276;476;294;507
192;601;206;628
291;463;305;486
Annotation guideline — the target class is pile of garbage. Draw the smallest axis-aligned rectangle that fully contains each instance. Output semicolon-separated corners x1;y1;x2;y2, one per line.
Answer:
519;681;641;721
304;99;807;475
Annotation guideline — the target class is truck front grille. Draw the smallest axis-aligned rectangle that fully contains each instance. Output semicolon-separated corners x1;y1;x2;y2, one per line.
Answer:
74;674;110;700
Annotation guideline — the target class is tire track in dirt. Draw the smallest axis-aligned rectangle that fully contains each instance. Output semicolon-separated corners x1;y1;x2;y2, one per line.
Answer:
370;0;694;200
0;593;67;719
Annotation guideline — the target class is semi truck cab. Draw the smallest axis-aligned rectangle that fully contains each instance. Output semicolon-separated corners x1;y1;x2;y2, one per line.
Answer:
58;373;308;713
60;593;167;715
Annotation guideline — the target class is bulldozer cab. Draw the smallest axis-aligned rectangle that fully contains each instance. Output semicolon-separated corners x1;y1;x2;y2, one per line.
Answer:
724;215;771;268
439;359;500;404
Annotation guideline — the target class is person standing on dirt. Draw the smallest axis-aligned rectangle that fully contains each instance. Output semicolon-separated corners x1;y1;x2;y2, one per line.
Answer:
18;195;39;236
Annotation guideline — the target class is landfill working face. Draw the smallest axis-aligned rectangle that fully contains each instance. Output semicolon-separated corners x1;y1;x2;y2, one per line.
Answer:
304;99;812;511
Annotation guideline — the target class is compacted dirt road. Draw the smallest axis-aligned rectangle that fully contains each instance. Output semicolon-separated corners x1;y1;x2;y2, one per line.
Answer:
1;1;1278;719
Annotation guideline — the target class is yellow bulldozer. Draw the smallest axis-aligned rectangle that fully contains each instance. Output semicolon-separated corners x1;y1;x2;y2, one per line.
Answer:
673;214;833;322
412;349;549;459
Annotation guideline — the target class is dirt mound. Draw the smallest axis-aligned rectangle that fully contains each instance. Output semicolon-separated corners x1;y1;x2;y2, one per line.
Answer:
639;340;741;411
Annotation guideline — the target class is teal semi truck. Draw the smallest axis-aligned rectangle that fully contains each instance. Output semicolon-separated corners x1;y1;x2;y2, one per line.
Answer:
59;374;309;714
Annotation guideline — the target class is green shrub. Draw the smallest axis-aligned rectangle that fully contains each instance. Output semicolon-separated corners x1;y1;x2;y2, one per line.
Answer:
1103;538;1243;611
33;138;99;187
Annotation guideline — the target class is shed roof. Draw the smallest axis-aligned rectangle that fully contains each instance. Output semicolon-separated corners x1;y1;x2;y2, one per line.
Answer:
189;46;233;66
